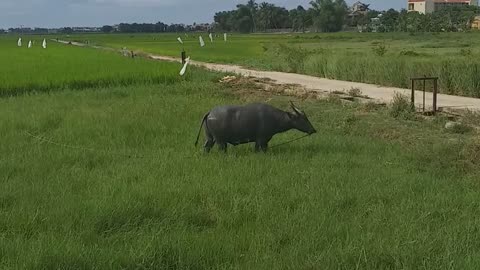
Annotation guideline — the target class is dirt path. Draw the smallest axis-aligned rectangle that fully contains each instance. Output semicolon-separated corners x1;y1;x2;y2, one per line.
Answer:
56;40;480;111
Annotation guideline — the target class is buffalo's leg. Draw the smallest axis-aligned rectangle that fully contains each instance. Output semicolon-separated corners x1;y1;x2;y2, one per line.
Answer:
204;139;215;153
203;128;215;153
218;142;228;153
255;139;269;153
260;143;268;153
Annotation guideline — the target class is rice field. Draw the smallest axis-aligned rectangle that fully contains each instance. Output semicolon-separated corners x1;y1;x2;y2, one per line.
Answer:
0;35;187;97
1;33;480;269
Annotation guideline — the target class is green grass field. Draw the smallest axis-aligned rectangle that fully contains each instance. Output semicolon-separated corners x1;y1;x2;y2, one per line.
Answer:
1;34;480;269
0;35;186;97
62;32;480;97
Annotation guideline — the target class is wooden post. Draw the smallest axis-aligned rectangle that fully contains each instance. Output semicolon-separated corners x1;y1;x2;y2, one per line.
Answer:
423;77;426;113
181;50;186;65
433;78;438;115
411;79;415;109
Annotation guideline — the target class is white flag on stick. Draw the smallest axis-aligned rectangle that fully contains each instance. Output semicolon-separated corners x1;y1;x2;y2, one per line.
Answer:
224;33;227;42
177;37;183;44
199;36;205;47
28;40;32;48
179;57;191;76
42;39;47;49
209;33;213;43
17;38;22;47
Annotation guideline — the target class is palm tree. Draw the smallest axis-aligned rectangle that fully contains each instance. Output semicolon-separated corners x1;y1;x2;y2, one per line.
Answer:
258;2;275;31
247;0;258;32
310;0;347;32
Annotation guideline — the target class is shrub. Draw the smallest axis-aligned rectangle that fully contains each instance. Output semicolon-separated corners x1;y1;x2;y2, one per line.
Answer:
446;122;473;134
389;93;415;119
400;50;420;57
372;43;387;57
460;48;472;56
348;87;363;97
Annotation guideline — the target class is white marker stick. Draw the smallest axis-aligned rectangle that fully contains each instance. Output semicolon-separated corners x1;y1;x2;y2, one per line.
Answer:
199;36;205;47
179;57;191;76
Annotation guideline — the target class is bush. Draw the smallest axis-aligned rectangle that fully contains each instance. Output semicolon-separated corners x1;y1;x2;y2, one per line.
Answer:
372;43;387;57
446;122;473;134
460;48;472;56
348;87;363;97
389;93;415;119
400;50;420;57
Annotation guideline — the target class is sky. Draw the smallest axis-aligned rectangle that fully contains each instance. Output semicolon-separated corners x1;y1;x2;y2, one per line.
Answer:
0;0;405;29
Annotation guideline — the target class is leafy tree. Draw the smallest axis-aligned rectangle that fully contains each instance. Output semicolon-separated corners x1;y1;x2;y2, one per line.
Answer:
272;6;292;29
258;2;274;31
380;9;400;32
61;27;73;34
214;11;236;31
310;0;347;32
290;6;309;32
101;25;114;33
236;4;255;32
246;0;259;32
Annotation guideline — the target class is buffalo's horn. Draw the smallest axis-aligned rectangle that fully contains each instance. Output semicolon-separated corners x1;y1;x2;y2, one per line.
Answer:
290;101;303;115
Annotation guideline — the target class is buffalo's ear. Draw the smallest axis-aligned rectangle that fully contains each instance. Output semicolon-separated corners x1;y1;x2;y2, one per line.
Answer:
290;101;304;115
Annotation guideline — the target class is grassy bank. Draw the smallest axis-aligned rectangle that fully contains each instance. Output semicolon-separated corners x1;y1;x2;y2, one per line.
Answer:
60;32;480;97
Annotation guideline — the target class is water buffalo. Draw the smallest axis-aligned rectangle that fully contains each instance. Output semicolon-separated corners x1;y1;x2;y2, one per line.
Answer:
195;102;316;153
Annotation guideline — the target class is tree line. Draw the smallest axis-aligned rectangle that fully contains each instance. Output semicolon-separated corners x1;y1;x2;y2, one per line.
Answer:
104;23;200;33
3;0;480;35
215;0;480;33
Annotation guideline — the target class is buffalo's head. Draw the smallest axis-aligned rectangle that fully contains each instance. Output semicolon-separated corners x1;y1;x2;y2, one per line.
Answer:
289;101;317;135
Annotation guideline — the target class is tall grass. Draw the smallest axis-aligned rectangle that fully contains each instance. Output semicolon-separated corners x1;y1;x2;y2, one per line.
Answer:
1;73;480;269
288;49;480;97
60;32;480;98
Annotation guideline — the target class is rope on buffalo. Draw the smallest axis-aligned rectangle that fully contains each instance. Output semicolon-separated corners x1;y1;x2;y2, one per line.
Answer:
24;131;310;157
270;134;311;149
24;131;144;159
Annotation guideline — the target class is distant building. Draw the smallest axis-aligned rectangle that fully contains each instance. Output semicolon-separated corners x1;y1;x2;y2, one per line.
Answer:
351;1;370;13
347;1;370;27
408;0;479;14
370;14;383;32
472;15;480;28
71;27;101;33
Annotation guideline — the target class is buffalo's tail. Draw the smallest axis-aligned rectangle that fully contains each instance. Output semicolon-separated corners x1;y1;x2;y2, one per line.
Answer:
195;113;209;147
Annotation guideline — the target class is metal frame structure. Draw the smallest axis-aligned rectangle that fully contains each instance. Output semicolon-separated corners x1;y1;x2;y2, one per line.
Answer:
410;76;439;115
